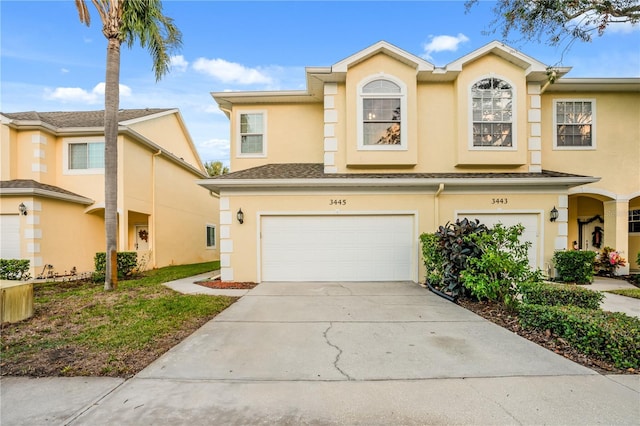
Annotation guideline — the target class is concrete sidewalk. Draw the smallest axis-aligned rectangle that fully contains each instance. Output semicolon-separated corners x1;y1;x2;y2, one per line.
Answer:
3;279;638;425
586;276;640;318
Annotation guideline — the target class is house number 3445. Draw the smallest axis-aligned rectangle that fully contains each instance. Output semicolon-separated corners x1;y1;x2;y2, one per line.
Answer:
330;199;347;206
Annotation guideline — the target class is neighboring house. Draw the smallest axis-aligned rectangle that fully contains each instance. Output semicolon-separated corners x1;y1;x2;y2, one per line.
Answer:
199;41;639;283
1;108;219;278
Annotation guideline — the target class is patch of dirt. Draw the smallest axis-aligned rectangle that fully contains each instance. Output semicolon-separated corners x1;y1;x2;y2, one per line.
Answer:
457;297;638;375
0;279;234;378
195;280;258;290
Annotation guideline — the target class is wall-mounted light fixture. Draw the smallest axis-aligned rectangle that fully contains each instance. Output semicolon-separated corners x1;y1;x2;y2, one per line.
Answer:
237;208;244;224
18;203;28;216
550;206;559;222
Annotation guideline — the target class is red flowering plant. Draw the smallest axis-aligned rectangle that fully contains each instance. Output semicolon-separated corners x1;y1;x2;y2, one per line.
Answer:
595;246;626;276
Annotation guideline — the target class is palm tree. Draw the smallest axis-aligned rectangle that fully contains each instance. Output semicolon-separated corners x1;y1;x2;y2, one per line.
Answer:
75;0;181;290
204;160;229;176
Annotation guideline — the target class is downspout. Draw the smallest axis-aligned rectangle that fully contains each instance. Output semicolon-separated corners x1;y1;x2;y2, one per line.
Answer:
427;183;458;302
434;183;444;228
151;149;161;268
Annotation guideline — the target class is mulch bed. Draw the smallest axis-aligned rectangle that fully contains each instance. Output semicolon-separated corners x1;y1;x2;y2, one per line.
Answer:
195;280;258;290
457;297;638;375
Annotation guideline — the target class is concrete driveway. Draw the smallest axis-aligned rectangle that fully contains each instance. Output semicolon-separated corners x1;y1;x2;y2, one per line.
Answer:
4;281;639;425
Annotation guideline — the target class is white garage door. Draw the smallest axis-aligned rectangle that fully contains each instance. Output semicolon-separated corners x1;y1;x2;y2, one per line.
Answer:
0;215;21;259
458;213;540;269
261;215;414;281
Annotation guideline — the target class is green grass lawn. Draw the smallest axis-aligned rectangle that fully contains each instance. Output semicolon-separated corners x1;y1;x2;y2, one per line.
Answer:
0;261;236;377
606;288;640;299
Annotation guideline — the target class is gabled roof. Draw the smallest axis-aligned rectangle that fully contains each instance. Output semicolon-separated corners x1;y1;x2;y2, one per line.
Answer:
212;40;570;109
198;163;599;194
1;108;173;128
332;40;434;73
1;108;207;178
444;40;560;80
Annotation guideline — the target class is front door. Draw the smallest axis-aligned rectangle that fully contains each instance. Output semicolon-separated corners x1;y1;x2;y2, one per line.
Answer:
135;225;150;251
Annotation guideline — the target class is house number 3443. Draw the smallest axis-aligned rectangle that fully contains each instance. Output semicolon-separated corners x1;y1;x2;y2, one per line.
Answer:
330;199;347;206
491;198;508;205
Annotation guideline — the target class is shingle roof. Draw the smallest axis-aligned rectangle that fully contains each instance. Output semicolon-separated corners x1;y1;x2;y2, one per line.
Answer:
212;163;591;180
0;179;93;204
1;109;172;128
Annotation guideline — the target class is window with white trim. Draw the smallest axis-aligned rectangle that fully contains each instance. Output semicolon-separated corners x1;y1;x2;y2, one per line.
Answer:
358;77;406;149
69;142;105;169
471;77;513;148
206;225;216;248
554;100;595;149
237;111;266;156
629;209;640;233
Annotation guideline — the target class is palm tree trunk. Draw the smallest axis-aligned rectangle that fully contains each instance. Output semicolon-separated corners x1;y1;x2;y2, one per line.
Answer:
104;35;120;291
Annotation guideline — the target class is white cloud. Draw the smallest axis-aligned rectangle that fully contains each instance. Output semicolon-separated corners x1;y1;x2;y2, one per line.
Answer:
606;20;640;34
192;57;272;85
196;138;230;163
170;55;189;72
61;68;69;74
421;33;470;60
45;83;132;104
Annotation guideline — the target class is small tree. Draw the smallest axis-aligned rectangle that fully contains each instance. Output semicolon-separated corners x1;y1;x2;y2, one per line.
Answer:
204;161;229;176
461;223;542;309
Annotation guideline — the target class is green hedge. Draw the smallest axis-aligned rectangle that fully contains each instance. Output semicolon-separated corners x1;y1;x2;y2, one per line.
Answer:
553;250;596;284
518;304;640;370
0;259;31;280
520;281;603;310
93;252;138;282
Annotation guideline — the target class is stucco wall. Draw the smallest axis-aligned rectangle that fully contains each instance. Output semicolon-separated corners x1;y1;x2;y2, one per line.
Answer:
541;91;640;196
220;189;561;283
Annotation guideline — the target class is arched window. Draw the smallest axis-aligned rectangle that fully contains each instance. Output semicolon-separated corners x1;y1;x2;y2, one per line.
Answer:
358;77;406;149
471;77;513;148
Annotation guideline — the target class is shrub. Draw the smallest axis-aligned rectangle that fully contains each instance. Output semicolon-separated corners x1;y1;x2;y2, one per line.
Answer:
519;281;603;309
553;250;596;284
433;218;488;299
93;252;138;282
518;303;640;370
0;259;31;280
419;232;444;286
461;223;543;308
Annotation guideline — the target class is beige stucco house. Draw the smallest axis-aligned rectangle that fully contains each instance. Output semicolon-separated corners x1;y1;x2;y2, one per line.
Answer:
199;41;639;283
1;108;219;278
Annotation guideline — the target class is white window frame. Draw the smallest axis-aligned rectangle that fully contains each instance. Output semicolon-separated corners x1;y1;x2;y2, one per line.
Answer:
357;74;408;151
62;137;105;175
236;110;267;158
206;224;217;249
629;209;640;235
468;75;517;151
553;99;596;150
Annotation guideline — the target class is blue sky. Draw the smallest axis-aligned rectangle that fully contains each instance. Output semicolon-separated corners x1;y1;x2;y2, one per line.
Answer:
2;1;639;167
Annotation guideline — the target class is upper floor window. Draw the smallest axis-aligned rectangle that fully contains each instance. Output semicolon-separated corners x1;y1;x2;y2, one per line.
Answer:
69;142;104;169
237;111;267;157
471;77;513;149
63;140;105;174
554;100;595;149
630;209;640;233
358;77;407;150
